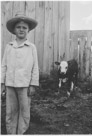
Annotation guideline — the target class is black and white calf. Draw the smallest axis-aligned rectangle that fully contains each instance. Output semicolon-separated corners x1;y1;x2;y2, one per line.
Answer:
55;59;78;97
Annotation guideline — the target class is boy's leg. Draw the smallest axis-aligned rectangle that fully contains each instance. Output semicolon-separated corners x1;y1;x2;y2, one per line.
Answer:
16;87;31;134
6;87;18;134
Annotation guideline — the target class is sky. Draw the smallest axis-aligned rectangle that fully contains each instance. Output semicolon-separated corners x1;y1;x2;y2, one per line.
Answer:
70;1;92;30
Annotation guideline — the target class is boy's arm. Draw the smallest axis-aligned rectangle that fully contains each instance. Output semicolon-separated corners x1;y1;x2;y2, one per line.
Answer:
30;45;39;86
1;45;8;94
1;45;8;84
28;45;39;96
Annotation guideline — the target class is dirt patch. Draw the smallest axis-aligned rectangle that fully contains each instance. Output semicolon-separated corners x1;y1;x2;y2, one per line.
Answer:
1;78;92;134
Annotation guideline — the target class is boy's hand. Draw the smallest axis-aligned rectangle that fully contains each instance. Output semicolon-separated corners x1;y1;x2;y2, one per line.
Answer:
1;83;5;93
1;83;6;97
28;86;35;96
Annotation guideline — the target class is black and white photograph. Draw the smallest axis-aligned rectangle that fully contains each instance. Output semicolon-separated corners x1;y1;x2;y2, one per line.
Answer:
1;0;92;135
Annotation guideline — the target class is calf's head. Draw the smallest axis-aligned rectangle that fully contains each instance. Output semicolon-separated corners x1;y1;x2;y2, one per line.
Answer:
55;61;68;75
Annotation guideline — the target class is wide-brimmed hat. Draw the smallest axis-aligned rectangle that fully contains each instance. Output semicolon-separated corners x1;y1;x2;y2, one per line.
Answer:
6;13;38;34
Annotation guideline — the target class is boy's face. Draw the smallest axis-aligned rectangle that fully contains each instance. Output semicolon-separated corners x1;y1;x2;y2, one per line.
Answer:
14;21;29;39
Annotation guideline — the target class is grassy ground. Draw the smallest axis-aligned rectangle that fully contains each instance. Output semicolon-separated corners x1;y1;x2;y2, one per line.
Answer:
1;78;92;134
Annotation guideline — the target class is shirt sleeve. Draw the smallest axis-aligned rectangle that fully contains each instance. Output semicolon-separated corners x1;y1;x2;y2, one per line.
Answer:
1;45;8;84
30;45;39;86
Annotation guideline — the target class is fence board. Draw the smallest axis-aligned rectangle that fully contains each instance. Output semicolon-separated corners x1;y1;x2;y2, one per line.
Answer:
90;49;92;81
52;2;59;69
58;1;65;61
35;1;45;74
25;1;35;43
79;37;86;79
43;1;52;74
70;32;78;60
90;41;92;81
1;2;13;59
85;32;91;76
64;1;70;60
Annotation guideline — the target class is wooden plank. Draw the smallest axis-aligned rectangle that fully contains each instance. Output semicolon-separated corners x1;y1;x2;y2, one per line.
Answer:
69;32;72;60
69;36;72;60
12;1;25;16
48;1;53;73
52;1;59;69
25;1;35;43
35;1;45;75
58;1;65;61
43;1;53;74
71;32;79;62
90;34;92;81
85;32;91;77
73;37;79;61
90;38;92;82
79;37;86;79
1;1;13;59
64;1;70;60
1;1;5;59
70;32;78;60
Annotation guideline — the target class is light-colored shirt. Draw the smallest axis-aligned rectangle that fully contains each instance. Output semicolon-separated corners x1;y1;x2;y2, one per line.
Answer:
1;40;39;87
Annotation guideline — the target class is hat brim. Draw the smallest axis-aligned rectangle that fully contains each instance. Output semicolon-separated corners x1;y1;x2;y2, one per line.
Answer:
6;16;38;34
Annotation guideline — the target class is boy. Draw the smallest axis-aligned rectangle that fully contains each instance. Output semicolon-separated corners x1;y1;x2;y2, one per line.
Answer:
1;13;39;134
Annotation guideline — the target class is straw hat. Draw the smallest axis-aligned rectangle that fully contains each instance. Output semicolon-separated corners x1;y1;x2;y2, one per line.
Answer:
6;13;38;34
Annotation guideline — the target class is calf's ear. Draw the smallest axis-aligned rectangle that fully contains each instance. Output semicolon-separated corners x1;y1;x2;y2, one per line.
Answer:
55;62;60;65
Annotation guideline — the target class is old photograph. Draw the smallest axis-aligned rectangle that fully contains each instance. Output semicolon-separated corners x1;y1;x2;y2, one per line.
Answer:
1;1;92;134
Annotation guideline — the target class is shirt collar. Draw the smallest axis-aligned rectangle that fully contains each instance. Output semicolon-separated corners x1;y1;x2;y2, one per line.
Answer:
9;39;31;48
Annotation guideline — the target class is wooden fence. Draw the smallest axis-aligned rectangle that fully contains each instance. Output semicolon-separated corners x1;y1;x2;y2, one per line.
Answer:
1;1;70;76
70;30;92;81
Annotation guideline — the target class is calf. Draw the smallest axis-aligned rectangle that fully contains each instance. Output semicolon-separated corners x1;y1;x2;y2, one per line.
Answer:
55;59;78;97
